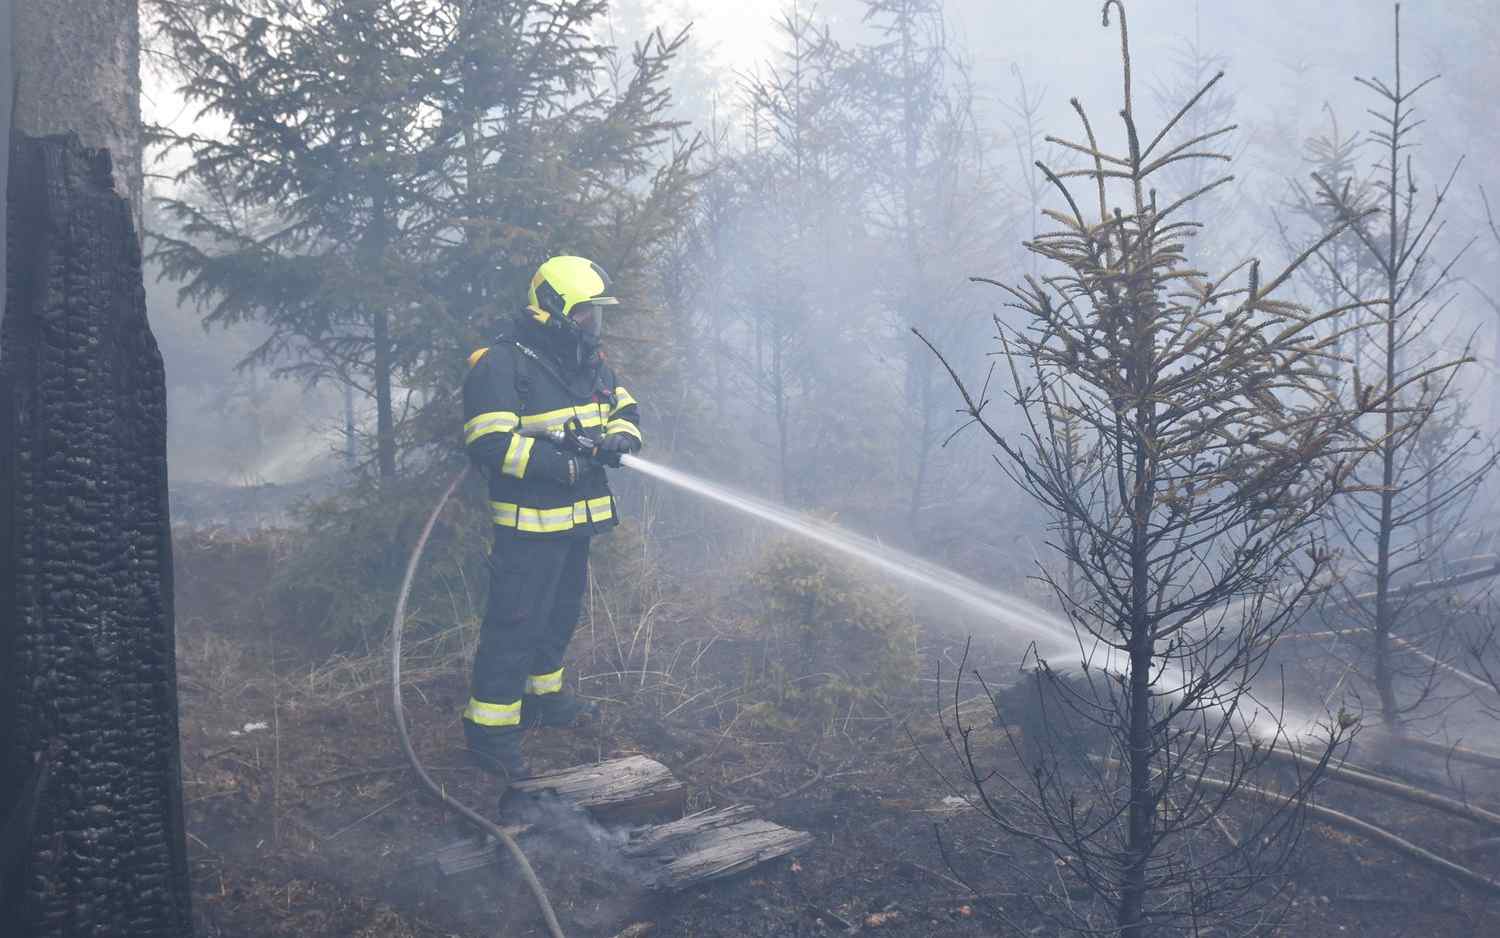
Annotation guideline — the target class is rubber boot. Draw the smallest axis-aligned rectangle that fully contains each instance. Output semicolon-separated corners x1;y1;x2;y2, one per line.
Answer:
524;692;598;728
464;721;527;782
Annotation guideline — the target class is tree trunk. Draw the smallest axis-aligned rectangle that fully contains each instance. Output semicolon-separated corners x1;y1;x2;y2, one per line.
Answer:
1492;311;1500;425
1119;324;1160;935
1118;474;1157;936
773;338;789;504
11;0;141;225
1373;38;1404;730
0;0;12;331
0;133;191;937
343;382;356;469
372;306;397;480
907;348;934;539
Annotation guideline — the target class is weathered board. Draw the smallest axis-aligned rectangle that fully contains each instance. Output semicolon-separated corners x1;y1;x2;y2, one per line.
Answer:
623;804;756;856
509;755;687;823
421;825;530;877
626;806;814;891
426;759;812;892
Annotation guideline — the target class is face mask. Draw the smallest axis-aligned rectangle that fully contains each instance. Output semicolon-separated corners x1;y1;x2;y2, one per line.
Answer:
569;301;604;348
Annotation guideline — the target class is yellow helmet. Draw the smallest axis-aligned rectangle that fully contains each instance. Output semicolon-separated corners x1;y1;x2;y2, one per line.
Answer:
526;255;619;324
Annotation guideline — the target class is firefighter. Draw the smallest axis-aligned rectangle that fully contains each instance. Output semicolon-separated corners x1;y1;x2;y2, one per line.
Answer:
460;255;642;783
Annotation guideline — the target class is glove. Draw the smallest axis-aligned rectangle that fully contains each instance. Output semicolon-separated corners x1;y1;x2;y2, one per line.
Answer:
554;417;603;457
534;420;603;481
594;431;640;468
536;451;584;487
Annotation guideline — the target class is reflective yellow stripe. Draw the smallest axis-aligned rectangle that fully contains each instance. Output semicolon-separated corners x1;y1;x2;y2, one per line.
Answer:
518;403;607;432
501;434;534;479
465;411;519;444
490;496;614;533
605;419;642;442
464;697;521;727
610;387;637;414
490;502;576;533
526;668;564;695
573;496;613;526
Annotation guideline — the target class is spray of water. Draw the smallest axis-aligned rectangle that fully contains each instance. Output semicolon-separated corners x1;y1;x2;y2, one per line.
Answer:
620;454;1078;657
621;454;1329;742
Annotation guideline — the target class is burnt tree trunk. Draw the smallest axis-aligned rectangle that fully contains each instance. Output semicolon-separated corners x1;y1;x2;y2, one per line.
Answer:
0;133;190;937
11;0;141;225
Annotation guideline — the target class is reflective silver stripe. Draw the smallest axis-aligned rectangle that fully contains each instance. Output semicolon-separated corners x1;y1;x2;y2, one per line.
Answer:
490;496;614;532
526;668;564;695
611;387;637;414
490;502;577;533
463;697;521;727
501;434;534;478
518;403;607;432
605;418;641;442
465;411;519;444
490;501;519;527
574;496;613;526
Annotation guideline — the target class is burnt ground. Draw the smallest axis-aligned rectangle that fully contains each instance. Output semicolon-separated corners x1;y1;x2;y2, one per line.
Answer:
171;528;1500;937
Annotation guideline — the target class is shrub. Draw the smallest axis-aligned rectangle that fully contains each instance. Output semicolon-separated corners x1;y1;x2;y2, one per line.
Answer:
271;468;489;650
745;536;918;733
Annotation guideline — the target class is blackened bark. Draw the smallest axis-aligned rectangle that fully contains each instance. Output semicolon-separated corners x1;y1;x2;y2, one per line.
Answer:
0;133;190;937
0;0;12;331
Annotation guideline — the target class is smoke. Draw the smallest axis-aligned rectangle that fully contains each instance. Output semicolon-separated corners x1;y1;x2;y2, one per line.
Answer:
502;793;656;929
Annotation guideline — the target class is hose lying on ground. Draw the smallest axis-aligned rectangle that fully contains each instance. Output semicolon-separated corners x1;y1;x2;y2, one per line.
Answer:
1194;771;1500;899
1260;743;1500;834
390;466;567;938
1385;734;1500;772
1276;628;1496;695
1095;755;1500;899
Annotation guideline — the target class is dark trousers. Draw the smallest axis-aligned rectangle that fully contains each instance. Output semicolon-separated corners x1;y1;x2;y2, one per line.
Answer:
464;528;590;752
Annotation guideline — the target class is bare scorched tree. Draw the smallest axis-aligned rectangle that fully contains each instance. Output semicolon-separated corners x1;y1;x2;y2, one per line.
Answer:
1315;3;1497;732
918;3;1371;934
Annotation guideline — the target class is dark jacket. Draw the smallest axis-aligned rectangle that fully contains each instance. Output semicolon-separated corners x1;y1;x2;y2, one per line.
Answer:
462;316;642;537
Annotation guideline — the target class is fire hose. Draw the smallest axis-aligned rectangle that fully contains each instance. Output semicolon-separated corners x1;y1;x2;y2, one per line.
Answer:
390;465;567;938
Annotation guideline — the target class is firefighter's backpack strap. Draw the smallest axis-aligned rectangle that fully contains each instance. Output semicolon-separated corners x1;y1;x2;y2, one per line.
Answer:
508;339;535;412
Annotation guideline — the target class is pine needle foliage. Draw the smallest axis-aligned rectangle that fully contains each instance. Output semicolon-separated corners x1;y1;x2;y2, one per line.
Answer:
146;0;699;646
747;537;917;734
147;0;697;480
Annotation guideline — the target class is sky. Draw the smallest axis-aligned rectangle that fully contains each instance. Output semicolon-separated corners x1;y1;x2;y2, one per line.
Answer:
616;1;1392;113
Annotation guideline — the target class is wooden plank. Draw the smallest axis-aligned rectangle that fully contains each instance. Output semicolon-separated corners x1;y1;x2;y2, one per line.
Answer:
417;779;812;891
508;755;687;823
420;825;530;877
639;818;813;891
623;805;756;857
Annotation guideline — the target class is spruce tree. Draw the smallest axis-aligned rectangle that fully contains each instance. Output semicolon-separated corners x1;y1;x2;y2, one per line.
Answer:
149;0;695;479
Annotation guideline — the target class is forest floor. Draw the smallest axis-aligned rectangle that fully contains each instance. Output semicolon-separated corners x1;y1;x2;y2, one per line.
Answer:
171;526;1500;938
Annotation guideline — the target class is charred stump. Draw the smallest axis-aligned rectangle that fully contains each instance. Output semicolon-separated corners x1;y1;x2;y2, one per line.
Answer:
0;133;190;936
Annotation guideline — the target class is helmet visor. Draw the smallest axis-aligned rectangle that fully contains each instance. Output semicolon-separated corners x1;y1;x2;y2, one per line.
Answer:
568;297;616;341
